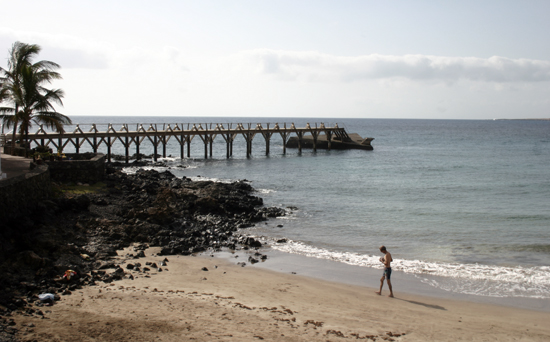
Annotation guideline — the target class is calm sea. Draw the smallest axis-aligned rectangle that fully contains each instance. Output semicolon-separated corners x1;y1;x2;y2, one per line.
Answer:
65;116;550;299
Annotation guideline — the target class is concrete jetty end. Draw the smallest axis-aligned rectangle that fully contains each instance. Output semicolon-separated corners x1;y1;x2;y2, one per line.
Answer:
286;133;374;151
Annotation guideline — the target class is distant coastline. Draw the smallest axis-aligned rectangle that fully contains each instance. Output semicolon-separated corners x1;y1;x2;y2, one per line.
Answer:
496;118;550;121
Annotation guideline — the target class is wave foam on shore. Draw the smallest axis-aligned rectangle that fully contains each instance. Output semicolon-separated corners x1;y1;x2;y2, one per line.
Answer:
269;239;550;299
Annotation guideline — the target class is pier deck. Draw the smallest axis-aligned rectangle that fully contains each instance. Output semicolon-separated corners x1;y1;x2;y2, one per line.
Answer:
2;122;373;162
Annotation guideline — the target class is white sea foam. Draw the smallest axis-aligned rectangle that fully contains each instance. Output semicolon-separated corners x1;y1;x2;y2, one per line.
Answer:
158;157;179;162
187;176;234;183
274;216;297;221
256;188;276;194
269;239;550;298
122;166;167;174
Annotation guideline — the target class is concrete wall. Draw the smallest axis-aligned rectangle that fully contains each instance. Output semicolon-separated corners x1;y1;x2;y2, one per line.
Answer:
47;153;105;184
0;165;51;222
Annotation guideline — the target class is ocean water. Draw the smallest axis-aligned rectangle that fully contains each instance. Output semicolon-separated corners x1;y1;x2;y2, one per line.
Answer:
64;116;550;299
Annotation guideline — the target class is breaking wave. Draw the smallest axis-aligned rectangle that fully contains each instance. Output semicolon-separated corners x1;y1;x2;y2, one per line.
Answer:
269;239;550;298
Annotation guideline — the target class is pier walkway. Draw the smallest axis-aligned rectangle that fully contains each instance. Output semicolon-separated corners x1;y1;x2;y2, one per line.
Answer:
3;122;364;163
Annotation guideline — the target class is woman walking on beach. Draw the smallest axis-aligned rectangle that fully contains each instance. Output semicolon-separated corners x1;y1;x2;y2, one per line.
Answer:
376;246;394;297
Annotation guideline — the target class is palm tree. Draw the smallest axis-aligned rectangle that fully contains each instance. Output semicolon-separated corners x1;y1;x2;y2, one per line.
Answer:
0;41;71;155
16;64;71;146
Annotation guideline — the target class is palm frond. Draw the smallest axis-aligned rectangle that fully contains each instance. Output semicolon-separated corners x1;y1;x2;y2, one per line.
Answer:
2;41;70;144
0;107;15;115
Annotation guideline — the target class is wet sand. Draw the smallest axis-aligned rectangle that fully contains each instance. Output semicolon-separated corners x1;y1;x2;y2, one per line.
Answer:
14;247;550;341
241;249;550;313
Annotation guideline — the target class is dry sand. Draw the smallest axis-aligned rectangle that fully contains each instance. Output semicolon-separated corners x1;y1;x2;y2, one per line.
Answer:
14;247;550;341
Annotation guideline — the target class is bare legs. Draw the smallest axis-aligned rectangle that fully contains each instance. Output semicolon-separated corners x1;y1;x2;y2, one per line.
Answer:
387;279;394;297
375;276;394;297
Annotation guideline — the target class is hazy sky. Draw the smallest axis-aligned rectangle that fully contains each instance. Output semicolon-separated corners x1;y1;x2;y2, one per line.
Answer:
1;0;549;119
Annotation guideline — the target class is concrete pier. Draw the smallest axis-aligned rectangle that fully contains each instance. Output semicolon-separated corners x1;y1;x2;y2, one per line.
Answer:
286;133;374;151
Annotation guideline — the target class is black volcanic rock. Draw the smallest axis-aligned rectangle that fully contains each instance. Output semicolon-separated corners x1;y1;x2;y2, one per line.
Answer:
0;166;288;327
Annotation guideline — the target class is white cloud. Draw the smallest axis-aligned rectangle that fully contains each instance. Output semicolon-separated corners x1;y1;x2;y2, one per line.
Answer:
2;28;548;119
240;49;550;84
0;27;109;69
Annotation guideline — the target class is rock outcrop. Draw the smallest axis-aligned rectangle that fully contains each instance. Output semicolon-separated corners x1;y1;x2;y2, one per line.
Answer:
0;167;286;339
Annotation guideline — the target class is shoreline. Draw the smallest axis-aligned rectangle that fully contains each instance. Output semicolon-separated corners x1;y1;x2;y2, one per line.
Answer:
14;246;550;341
215;247;550;313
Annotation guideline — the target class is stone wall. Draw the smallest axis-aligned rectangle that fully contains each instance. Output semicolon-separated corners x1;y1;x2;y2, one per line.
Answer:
0;165;51;222
47;153;105;184
2;146;27;157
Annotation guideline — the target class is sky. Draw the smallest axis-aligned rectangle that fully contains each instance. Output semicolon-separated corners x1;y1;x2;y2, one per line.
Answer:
1;0;550;120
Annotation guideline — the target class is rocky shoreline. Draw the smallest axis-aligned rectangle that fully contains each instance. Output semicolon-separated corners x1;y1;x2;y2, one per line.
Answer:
0;165;286;341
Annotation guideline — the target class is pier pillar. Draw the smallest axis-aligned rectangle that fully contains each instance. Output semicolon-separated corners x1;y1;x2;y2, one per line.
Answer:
136;142;140;160
180;137;184;159
75;138;79;154
282;123;288;155
312;124;318;152
187;136;191;158
245;132;253;158
226;139;230;158
125;136;129;164
204;135;208;159
313;136;317;152
263;124;272;156
162;136;167;158
153;135;158;161
229;125;234;157
209;138;213;157
311;132;318;152
221;130;231;159
107;136;111;163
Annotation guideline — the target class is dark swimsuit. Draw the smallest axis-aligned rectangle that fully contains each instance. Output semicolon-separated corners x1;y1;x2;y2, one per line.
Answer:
383;267;392;280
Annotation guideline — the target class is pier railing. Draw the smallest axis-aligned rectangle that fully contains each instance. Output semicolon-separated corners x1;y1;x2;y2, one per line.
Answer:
12;122;351;162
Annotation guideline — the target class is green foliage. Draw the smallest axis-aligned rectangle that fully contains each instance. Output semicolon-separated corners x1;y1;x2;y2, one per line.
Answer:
34;145;50;153
55;182;108;195
0;41;72;155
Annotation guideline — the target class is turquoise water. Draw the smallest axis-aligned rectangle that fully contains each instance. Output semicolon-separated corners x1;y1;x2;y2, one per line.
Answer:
66;116;550;299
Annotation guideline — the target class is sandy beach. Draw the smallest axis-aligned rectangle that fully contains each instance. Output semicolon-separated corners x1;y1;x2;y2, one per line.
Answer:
13;246;550;342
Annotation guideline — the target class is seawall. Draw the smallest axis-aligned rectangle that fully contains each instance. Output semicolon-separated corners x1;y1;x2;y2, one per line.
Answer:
47;153;105;184
0;164;51;222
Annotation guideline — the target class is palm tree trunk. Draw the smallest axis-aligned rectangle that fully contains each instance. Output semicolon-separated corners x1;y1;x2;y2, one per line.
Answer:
24;126;29;158
10;105;19;156
10;122;18;156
